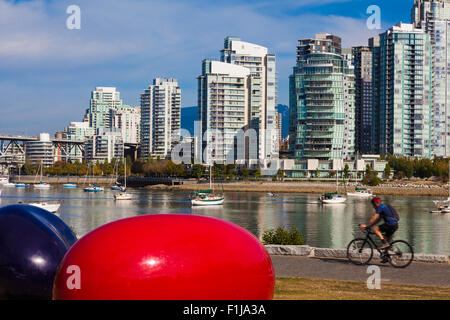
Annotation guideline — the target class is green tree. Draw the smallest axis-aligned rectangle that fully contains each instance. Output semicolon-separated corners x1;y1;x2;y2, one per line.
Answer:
192;164;204;179
328;170;336;178
343;164;350;180
277;169;284;181
384;163;391;180
241;168;249;180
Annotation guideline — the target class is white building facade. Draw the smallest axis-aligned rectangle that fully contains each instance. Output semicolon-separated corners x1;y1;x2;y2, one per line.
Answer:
110;105;141;144
140;78;181;159
85;128;124;163
25;133;54;166
221;37;279;160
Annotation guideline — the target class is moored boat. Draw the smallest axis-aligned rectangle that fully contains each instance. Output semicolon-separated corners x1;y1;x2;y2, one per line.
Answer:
34;181;51;189
190;164;224;207
33;164;51;189
15;183;30;188
347;187;373;198
319;192;347;204
63;182;78;188
114;192;132;200
319;169;347;204
28;202;61;213
113;155;131;200
84;185;104;192
191;193;225;206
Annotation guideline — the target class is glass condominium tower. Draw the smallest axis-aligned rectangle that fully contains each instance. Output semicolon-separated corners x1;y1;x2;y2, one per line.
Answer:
373;22;432;158
140;78;181;159
289;33;355;161
352;37;379;155
412;0;450;157
89;87;123;130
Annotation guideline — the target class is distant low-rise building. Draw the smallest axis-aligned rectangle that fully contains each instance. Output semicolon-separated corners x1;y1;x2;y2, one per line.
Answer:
285;155;388;179
25;133;54;166
85;128;124;163
65;121;96;162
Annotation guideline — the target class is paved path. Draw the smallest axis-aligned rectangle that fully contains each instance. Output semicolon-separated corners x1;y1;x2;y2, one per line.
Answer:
271;255;450;288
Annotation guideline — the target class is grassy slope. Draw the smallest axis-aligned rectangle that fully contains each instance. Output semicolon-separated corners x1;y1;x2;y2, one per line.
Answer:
275;277;450;300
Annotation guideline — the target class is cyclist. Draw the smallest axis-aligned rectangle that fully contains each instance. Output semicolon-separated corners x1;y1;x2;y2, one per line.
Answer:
360;197;399;251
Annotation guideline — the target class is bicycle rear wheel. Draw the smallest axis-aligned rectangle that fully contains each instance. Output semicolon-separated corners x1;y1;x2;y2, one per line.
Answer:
347;238;373;265
387;240;414;268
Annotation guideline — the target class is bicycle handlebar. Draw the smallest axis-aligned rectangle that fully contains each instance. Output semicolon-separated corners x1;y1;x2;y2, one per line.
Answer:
358;224;373;233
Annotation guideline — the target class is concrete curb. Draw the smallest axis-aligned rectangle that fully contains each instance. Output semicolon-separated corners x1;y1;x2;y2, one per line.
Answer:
265;245;450;264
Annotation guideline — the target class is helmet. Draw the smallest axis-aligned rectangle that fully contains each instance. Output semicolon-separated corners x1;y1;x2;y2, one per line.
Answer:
371;197;382;205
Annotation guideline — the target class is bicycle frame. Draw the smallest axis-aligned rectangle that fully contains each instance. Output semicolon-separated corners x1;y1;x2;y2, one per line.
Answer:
360;229;388;256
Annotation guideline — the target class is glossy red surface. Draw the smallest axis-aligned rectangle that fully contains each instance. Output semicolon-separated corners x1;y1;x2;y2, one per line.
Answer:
52;214;275;300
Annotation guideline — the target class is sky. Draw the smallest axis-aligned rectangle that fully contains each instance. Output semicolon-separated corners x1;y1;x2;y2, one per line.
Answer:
0;0;413;136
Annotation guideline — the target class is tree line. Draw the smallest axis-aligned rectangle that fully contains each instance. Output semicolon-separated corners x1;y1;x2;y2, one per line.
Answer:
381;155;449;181
18;158;285;181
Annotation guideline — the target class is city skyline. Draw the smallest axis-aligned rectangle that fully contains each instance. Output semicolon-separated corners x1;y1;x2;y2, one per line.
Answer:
0;0;411;136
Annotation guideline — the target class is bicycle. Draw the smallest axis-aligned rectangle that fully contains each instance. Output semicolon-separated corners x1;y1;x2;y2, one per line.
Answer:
346;225;414;268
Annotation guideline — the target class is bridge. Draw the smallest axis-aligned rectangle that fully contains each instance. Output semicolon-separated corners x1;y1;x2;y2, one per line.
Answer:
0;135;85;169
0;135;141;172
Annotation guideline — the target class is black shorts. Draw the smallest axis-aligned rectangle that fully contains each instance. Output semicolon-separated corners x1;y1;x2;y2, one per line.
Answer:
379;223;398;239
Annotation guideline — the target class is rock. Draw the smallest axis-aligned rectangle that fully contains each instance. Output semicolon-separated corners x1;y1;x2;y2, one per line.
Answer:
413;254;449;263
265;245;312;256
312;248;347;258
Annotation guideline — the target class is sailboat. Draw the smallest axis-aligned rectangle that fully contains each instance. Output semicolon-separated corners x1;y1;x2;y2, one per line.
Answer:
33;163;51;189
27;202;61;213
1;173;15;187
191;164;224;206
431;161;450;213
347;160;373;198
114;159;132;200
319;169;346;204
110;160;124;191
84;162;104;192
15;166;30;188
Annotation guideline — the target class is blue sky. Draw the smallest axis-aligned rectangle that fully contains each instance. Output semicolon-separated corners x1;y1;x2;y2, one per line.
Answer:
0;0;413;136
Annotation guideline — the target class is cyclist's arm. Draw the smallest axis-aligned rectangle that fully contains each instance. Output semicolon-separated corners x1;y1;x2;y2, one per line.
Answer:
361;213;381;228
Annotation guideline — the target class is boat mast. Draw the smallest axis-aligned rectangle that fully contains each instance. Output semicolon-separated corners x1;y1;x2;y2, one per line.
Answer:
124;155;127;190
336;168;338;193
210;164;212;191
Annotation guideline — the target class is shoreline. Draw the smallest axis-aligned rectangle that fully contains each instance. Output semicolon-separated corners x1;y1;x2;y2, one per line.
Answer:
149;182;449;197
8;176;449;196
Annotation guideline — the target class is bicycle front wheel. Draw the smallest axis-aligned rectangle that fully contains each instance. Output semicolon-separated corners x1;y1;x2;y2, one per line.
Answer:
388;240;414;268
347;238;373;265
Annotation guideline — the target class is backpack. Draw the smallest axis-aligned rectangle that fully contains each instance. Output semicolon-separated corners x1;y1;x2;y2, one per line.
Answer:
386;205;400;222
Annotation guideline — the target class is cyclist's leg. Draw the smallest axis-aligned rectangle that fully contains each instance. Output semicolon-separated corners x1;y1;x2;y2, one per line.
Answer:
373;225;386;242
377;224;391;248
384;224;398;243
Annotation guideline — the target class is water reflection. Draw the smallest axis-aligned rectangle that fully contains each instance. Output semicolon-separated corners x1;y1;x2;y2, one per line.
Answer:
0;187;448;255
